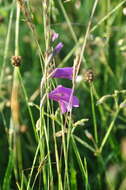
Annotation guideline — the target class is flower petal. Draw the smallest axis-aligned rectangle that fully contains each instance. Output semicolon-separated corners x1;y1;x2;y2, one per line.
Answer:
53;42;63;55
48;85;79;114
52;67;73;80
52;32;59;42
59;101;68;113
49;85;72;101
72;96;79;107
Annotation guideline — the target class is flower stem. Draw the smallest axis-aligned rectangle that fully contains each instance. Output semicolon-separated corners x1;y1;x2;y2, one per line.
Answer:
10;1;22;181
99;109;120;153
90;83;98;144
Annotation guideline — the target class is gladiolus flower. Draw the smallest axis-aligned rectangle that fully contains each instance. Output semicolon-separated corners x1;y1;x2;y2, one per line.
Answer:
49;85;79;113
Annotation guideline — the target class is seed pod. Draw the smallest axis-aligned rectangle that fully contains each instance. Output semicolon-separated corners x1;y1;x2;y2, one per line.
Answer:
85;130;93;140
0;16;4;23
20;125;28;133
11;56;22;67
83;69;95;83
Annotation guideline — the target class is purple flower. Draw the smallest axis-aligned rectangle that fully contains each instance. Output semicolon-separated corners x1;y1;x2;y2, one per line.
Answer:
53;42;63;55
51;67;73;80
51;32;59;42
49;85;79;113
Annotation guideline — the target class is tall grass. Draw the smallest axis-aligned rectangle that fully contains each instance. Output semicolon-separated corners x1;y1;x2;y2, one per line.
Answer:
1;0;126;189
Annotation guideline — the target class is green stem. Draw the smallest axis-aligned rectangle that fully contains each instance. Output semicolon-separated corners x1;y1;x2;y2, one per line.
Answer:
60;115;70;190
17;70;37;141
90;0;126;33
99;109;120;152
58;0;77;43
90;83;98;144
52;119;63;190
0;0;14;90
11;0;22;181
27;142;41;190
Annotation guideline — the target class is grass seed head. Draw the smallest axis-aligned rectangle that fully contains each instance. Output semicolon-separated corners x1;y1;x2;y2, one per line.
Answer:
11;56;22;67
0;16;4;23
83;69;95;83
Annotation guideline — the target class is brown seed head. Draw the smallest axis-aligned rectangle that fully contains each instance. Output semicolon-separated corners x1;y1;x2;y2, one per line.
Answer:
83;69;95;83
0;16;4;23
20;125;28;133
11;56;22;67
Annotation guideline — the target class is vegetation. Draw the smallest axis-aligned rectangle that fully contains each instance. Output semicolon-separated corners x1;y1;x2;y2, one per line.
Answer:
1;0;126;189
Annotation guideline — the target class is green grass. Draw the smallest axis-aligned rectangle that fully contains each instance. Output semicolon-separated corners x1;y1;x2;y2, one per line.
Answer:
1;0;126;189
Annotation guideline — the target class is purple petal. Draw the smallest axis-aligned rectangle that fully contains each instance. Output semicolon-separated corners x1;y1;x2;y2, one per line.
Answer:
48;85;79;113
59;97;79;113
49;85;73;102
49;85;72;96
53;42;63;55
56;85;73;96
59;101;68;113
52;32;59;42
72;96;79;107
51;67;73;80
